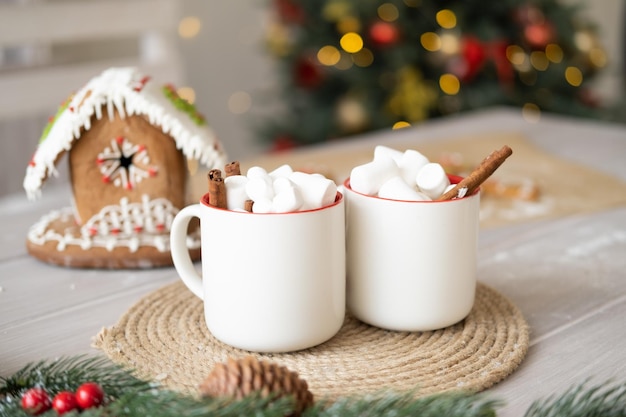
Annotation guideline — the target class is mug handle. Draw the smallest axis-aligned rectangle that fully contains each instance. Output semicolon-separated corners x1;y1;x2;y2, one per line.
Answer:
170;204;204;300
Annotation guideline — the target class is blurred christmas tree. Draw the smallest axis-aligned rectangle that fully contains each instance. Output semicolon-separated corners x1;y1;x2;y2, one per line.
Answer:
257;0;611;150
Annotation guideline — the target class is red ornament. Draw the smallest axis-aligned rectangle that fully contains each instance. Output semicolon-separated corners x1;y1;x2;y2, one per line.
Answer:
274;0;305;24
369;21;400;46
75;382;105;409
21;388;51;416
52;391;78;415
524;21;555;48
272;135;297;152
294;56;323;89
460;36;487;81
512;4;545;26
455;36;514;86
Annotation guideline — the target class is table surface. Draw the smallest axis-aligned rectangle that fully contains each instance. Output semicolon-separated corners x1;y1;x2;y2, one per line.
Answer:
1;107;625;416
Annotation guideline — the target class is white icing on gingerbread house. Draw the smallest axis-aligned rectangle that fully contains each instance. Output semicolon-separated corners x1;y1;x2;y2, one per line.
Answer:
24;66;227;200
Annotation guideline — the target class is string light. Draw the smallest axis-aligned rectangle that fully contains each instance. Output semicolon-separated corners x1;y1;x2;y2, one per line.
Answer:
436;9;457;29
439;33;459;54
337;16;361;33
589;47;607;68
392;121;411;129
335;52;354;70
176;87;196;104
317;45;341;66
323;1;351;21
378;3;399;22
420;32;441;52
352;48;374;67
439;74;460;95
178;16;201;39
506;45;526;66
522;103;541;123
530;51;549;71
228;91;252;114
545;43;563;63
340;32;364;53
574;31;593;51
565;66;583;86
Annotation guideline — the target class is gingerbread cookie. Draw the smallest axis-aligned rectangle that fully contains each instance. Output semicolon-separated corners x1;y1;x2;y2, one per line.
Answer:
23;67;227;268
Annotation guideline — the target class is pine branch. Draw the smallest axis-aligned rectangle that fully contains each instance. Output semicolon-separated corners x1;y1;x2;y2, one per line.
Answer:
524;380;626;417
313;390;500;417
0;355;148;398
2;356;625;417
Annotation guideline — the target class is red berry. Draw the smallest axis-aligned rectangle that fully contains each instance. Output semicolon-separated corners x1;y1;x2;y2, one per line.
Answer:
75;382;105;409
21;388;51;415
52;391;78;415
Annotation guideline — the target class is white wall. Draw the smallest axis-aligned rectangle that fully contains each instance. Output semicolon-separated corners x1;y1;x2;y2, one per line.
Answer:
178;1;277;162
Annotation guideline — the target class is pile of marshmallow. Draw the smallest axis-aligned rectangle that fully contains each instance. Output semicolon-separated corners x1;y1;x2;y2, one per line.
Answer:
224;165;338;213
350;145;453;201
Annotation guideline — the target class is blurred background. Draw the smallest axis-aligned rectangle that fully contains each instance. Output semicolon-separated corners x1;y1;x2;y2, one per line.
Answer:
0;0;624;196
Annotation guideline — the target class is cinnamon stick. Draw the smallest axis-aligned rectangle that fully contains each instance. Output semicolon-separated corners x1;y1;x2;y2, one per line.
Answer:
244;199;254;212
208;169;222;181
207;169;227;208
437;145;513;201
225;161;241;177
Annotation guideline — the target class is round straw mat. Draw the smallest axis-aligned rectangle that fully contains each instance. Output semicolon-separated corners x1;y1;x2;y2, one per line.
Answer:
94;280;529;400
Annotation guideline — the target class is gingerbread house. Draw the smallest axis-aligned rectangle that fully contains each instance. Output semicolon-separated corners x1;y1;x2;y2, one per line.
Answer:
23;67;227;268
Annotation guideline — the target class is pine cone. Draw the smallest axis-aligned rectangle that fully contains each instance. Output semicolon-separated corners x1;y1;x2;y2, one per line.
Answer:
199;356;314;417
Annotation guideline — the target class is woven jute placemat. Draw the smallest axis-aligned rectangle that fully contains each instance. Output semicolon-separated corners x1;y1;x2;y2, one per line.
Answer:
94;280;529;400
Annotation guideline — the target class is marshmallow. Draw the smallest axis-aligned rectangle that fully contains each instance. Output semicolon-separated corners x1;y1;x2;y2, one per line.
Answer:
224;175;249;210
246;166;269;179
251;197;273;213
398;149;429;186
374;145;403;164
245;176;274;202
268;164;293;180
349;156;399;195
416;163;450;199
289;171;337;209
273;184;304;212
378;176;431;201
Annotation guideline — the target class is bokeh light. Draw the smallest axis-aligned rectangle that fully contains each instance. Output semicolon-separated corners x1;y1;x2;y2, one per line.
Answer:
545;43;563;63
522;103;541;123
506;45;526;66
228;91;252;114
352;48;374;67
530;51;549;71
378;3;399;22
340;32;364;53
436;9;457;29
420;32;441;52
317;45;341;66
337;16;361;33
177;87;196;104
574;31;593;51
565;66;583;86
439;33;459;54
589;47;607;68
439;74;460;95
178;16;201;39
335;52;354;70
392;121;411;129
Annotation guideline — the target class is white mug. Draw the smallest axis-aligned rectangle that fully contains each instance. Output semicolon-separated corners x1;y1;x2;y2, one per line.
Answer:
344;175;480;331
170;192;346;352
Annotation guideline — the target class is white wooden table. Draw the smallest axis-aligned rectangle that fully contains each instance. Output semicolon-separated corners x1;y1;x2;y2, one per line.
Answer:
1;108;625;416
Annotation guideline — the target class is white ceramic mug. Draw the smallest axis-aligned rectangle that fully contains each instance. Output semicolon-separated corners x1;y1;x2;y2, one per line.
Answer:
344;175;480;331
170;192;346;352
